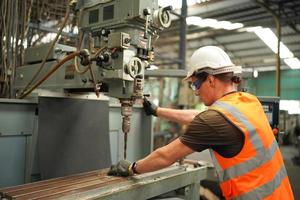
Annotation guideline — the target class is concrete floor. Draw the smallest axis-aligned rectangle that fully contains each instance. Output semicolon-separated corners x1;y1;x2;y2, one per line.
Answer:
280;145;300;200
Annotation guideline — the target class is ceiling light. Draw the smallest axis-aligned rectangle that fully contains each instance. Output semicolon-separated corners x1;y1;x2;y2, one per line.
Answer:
186;17;244;30
197;18;218;27
284;57;300;69
215;21;232;29
186;16;202;25
158;0;198;9
187;17;299;70
245;26;262;32
224;23;244;30
197;0;210;3
280;100;300;114
247;27;294;59
253;70;258;78
246;26;300;69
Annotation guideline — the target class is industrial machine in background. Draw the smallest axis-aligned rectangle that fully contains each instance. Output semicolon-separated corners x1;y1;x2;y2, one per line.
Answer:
258;96;280;140
258;96;280;129
0;0;209;199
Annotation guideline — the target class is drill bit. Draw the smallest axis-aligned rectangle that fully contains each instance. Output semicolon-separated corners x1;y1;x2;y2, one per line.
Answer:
124;132;128;159
122;116;130;160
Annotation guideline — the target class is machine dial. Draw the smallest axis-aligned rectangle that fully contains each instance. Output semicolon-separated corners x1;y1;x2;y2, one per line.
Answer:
153;7;172;28
126;57;143;78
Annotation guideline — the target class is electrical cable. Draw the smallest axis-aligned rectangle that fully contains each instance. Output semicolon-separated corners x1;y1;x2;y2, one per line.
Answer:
74;57;91;74
19;51;80;99
72;9;89;74
73;46;106;74
89;66;100;97
0;2;8;86
11;0;20;97
19;2;70;97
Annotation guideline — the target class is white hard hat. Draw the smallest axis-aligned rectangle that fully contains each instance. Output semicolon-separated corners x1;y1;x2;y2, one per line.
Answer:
183;46;242;81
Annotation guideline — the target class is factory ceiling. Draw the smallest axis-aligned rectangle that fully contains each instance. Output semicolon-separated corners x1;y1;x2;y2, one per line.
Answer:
155;0;300;72
3;0;300;73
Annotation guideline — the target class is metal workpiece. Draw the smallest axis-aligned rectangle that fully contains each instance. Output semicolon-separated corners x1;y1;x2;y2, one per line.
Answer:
0;163;207;200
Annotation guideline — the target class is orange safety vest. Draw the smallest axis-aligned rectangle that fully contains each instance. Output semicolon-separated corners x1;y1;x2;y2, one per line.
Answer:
209;92;294;200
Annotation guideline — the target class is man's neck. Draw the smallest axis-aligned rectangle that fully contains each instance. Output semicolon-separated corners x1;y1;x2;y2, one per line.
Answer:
216;85;237;100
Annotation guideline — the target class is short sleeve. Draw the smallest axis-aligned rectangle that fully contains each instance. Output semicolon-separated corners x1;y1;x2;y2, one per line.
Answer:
179;109;244;158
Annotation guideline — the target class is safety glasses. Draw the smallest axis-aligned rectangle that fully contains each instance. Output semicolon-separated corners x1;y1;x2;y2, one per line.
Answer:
190;75;208;91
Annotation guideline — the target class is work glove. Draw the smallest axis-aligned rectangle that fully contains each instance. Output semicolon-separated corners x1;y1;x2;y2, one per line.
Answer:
107;160;134;177
143;97;158;116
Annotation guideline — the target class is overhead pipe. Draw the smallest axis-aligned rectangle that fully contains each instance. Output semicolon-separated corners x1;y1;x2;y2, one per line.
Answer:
256;0;281;97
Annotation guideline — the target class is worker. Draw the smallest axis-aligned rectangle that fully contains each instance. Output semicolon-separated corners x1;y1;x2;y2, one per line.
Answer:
108;46;294;200
272;127;279;141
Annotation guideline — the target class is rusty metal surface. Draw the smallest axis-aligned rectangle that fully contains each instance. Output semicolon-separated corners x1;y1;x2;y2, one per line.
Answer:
0;169;125;200
0;164;207;200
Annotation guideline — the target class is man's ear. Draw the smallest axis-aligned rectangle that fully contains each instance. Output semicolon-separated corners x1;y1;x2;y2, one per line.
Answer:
208;75;215;87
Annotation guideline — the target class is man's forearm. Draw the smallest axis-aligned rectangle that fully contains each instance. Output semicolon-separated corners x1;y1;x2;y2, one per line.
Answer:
134;139;194;174
134;148;174;174
156;107;200;125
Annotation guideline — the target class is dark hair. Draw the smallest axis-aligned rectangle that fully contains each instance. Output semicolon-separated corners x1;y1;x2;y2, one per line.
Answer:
194;72;241;84
214;72;241;84
195;72;209;80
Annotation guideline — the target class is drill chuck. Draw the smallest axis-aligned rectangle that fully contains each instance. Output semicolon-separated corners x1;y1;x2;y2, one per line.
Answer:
122;116;131;134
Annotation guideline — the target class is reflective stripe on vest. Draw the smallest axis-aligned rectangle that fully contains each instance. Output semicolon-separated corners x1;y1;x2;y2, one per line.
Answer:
210;100;288;199
237;165;288;200
209;139;279;182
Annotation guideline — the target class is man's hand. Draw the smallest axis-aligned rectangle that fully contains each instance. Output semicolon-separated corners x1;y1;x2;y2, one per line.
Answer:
107;160;134;177
143;97;158;116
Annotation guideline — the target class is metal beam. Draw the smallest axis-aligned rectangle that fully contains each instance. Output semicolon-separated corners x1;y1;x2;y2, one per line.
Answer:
28;23;78;38
145;69;187;78
179;0;187;69
179;0;187;70
256;0;281;97
188;0;253;17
